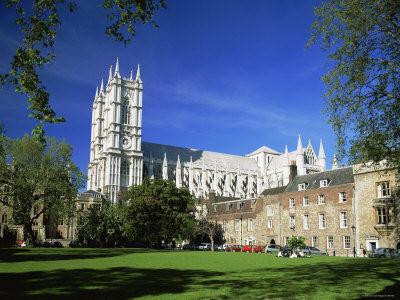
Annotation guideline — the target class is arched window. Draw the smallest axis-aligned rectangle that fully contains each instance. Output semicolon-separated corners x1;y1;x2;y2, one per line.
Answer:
121;98;131;125
120;160;130;187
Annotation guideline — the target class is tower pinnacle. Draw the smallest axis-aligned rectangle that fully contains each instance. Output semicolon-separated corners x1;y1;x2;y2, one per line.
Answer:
108;65;113;83
114;57;120;78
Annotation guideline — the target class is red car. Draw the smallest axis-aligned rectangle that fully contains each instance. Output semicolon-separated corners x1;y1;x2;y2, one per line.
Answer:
225;245;242;252
242;245;264;253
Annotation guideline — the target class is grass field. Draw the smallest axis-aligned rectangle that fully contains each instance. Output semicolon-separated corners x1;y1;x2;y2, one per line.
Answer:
0;248;399;299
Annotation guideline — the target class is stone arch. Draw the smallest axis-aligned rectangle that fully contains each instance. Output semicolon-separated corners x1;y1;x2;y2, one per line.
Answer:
270;239;276;245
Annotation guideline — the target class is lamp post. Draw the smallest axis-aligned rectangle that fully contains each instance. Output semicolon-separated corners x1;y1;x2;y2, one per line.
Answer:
351;225;356;257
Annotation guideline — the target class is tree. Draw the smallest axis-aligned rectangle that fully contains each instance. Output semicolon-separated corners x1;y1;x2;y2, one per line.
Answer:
308;0;400;168
77;200;125;247
123;178;196;247
287;236;305;251
0;134;84;244
194;196;225;251
0;0;167;142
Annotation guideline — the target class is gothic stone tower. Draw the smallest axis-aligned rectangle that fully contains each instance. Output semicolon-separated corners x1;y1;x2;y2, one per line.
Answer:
87;59;143;202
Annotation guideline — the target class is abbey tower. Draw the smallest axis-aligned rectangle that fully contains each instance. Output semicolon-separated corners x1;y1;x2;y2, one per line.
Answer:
87;59;143;202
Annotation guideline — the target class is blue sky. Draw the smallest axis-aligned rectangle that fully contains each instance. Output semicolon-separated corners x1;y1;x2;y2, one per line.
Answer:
0;0;335;174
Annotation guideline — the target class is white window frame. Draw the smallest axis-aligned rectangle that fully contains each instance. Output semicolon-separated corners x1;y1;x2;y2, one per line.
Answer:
267;219;273;228
234;219;240;232
303;214;310;229
289;198;295;208
311;236;317;247
318;194;325;205
340;211;348;228
339;192;347;203
343;236;351;249
303;196;309;206
377;181;391;198
267;205;274;216
298;183;306;191
319;213;326;229
320;179;329;187
327;236;334;249
289;215;295;228
248;218;253;231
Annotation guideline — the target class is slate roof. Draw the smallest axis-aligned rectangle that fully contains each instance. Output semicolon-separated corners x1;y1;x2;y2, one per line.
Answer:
261;186;287;196
142;141;259;173
284;166;354;192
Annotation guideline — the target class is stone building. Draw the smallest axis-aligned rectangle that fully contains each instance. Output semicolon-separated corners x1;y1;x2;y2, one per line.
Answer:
87;59;326;203
353;162;399;255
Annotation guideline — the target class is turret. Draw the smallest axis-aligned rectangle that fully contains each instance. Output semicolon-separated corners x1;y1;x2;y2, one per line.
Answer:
332;154;339;170
107;65;113;84
175;155;182;188
114;57;120;78
136;64;142;83
162;152;168;180
318;139;326;171
282;145;290;185
296;134;305;175
188;156;194;193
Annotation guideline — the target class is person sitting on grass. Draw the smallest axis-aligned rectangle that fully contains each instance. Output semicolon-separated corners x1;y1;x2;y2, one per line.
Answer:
277;251;283;257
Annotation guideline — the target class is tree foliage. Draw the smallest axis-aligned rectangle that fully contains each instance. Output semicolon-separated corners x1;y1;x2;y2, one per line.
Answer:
0;134;84;243
309;0;400;168
287;236;306;251
0;0;166;142
123;178;196;246
77;200;126;247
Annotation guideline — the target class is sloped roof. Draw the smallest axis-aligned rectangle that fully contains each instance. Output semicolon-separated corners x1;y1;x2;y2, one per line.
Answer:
284;167;354;192
142;142;259;173
246;146;281;156
261;186;287;196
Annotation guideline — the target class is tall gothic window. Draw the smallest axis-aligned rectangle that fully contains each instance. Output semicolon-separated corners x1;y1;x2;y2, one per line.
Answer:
121;98;131;125
120;160;130;187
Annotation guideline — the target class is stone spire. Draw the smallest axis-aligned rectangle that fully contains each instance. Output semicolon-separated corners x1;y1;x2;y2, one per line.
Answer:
100;79;104;93
95;86;99;99
114;57;120;78
318;139;326;171
175;155;182;188
149;152;154;179
136;64;142;83
332;154;339;170
283;145;289;166
108;65;113;83
188;156;194;192
162;153;168;180
297;134;303;154
129;69;133;81
296;134;305;175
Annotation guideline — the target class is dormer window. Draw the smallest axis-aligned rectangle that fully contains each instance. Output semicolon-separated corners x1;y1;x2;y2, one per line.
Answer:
298;183;307;191
320;179;329;188
237;202;244;210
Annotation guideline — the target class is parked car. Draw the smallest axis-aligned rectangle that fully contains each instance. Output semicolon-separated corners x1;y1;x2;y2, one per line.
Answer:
242;245;264;253
225;245;242;252
301;246;327;256
265;244;281;253
199;243;211;251
369;248;398;258
214;244;224;251
182;243;200;250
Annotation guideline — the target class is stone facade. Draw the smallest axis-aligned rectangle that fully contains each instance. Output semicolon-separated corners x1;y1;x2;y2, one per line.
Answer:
87;60;327;202
353;162;399;255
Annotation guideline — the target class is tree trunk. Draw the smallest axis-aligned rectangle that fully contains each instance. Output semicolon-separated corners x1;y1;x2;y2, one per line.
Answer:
210;226;214;252
23;222;35;246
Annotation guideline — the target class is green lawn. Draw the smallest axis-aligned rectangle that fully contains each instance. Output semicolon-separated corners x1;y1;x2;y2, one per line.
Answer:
0;248;399;299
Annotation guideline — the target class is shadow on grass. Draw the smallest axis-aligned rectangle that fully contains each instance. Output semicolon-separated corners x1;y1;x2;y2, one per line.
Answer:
0;267;224;299
203;258;400;299
0;248;157;263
